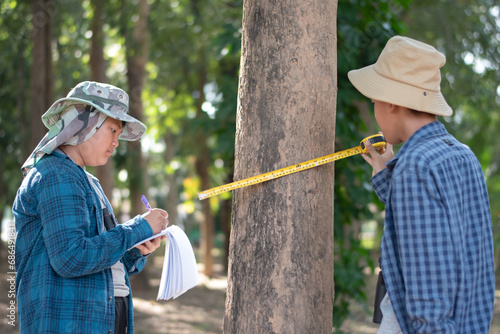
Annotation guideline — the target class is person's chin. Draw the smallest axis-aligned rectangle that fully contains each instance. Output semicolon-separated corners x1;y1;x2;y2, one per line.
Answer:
94;157;110;167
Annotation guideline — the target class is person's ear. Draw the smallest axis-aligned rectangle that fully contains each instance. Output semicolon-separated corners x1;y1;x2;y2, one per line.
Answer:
388;104;401;114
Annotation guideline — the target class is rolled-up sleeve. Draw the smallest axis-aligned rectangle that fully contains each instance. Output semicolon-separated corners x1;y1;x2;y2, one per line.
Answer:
371;167;391;205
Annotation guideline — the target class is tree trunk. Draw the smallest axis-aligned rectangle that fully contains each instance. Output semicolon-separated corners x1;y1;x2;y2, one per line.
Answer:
90;0;114;198
30;0;53;148
190;0;215;278
125;0;150;291
193;61;215;278
195;146;214;277
224;1;337;333
164;133;179;227
125;0;149;217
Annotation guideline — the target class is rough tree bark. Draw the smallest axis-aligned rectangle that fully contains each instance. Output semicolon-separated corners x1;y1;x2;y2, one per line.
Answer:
224;1;337;333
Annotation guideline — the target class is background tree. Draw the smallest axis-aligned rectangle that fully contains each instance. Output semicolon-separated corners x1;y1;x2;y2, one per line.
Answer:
224;1;337;332
191;0;215;278
90;0;114;197
30;0;53;150
122;0;151;290
124;0;150;217
146;0;243;277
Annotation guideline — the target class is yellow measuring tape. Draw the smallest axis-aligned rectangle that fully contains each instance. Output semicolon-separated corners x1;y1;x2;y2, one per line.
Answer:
198;134;386;200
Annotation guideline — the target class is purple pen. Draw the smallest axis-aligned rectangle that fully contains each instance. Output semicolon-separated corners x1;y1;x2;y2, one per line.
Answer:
141;195;152;211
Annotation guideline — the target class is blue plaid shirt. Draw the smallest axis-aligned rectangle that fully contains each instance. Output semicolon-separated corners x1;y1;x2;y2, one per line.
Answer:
371;121;495;333
13;151;153;333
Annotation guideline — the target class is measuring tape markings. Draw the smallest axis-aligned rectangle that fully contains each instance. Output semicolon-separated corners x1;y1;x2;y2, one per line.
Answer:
198;134;385;200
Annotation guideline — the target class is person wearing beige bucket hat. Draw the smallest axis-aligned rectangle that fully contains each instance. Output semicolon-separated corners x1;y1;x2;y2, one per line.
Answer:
349;36;494;333
13;81;170;333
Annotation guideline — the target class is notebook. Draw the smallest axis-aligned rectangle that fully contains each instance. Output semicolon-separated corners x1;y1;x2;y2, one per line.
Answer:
133;225;200;300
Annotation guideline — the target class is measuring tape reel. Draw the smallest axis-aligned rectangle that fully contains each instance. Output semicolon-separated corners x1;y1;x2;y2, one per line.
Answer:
360;134;386;152
198;134;386;200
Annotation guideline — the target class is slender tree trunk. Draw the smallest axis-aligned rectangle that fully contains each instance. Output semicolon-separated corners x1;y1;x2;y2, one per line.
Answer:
17;40;29;161
90;0;114;198
190;0;215;278
125;0;149;217
224;1;337;333
30;0;53;148
193;61;215;278
164;133;179;227
125;0;150;290
90;0;106;81
194;145;214;277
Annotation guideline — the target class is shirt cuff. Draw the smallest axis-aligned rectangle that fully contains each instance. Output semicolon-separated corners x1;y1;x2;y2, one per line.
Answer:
124;247;149;272
122;215;154;248
371;168;391;204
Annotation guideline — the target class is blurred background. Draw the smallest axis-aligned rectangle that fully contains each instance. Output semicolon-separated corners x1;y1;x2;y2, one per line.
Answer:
0;0;499;332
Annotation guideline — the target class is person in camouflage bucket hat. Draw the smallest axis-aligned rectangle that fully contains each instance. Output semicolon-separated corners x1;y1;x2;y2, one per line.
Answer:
14;81;169;334
43;81;146;140
21;81;146;175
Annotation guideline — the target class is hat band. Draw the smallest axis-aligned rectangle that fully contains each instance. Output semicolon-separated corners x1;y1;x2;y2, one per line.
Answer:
71;93;129;113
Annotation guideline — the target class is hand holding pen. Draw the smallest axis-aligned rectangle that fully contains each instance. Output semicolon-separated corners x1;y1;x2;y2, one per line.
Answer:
140;195;169;234
136;195;169;255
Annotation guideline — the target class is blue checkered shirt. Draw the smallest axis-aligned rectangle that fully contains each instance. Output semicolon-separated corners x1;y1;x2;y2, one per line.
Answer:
13;151;153;333
371;121;495;333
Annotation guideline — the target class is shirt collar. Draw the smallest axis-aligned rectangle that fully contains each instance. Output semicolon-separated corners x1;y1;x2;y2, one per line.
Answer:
52;148;73;161
386;121;447;170
52;148;86;170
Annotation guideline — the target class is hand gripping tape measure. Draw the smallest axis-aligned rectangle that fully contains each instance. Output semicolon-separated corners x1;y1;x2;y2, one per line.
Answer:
198;134;386;200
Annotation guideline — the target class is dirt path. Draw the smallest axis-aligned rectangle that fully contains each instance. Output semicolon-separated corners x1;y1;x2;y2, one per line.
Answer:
131;259;227;334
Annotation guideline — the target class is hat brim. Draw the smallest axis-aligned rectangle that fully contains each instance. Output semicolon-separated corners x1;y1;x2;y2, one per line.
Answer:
348;65;452;117
42;98;146;141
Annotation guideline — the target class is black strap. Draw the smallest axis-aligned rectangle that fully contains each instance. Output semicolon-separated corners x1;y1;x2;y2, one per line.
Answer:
373;258;386;324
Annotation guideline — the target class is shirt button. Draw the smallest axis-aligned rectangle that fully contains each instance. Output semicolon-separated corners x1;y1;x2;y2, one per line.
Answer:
109;296;112;301
108;330;112;334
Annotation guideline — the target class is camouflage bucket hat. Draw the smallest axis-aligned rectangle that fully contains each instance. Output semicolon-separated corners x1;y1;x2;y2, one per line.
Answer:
42;81;146;141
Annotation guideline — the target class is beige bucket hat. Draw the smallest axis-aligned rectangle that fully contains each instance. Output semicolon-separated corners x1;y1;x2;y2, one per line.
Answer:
348;36;452;116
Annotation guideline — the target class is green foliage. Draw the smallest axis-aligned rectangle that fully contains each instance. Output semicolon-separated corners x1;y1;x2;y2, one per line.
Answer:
333;235;373;329
0;0;32;215
144;0;241;224
333;0;412;329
